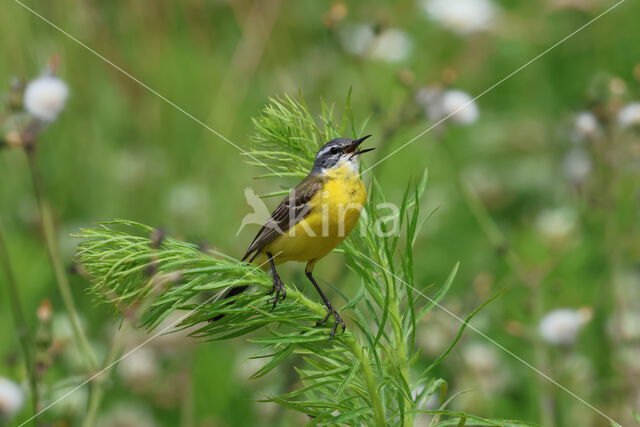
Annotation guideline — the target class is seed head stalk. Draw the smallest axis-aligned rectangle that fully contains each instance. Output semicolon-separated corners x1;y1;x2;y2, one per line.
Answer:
24;146;98;371
0;220;39;417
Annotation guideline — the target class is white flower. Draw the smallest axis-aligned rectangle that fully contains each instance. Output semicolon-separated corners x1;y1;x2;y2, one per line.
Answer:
422;0;498;35
572;111;600;140
535;207;578;245
563;147;591;184
539;308;591;345
617;102;640;128
340;24;374;56
340;24;411;62
0;377;24;418
417;88;479;125
368;29;412;62
441;90;479;124
23;75;69;122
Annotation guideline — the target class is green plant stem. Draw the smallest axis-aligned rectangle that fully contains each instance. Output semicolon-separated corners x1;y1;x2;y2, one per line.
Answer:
25;148;98;371
82;326;125;427
82;373;106;427
388;284;413;426
346;338;386;427
0;219;39;418
292;291;386;426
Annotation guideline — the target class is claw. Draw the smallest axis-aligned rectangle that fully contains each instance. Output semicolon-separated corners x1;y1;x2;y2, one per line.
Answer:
316;308;346;340
268;275;286;311
315;308;332;326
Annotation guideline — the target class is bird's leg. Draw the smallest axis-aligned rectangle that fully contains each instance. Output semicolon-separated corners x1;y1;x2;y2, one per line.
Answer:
266;252;286;310
305;261;346;339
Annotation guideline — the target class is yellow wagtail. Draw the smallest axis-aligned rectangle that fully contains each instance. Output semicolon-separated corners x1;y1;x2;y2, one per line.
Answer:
214;135;374;338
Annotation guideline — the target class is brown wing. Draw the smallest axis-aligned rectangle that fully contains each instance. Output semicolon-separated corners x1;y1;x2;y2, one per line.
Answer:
242;175;324;262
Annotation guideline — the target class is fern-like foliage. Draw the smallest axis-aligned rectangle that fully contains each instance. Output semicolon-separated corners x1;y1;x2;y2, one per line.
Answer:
76;95;535;427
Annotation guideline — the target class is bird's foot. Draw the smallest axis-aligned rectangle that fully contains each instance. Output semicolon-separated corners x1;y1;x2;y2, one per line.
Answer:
316;308;346;340
268;275;286;311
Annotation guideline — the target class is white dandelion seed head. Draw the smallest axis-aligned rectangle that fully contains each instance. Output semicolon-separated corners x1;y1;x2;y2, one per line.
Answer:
573;111;600;140
563;147;592;184
0;377;24;419
418;88;479;125
422;0;498;35
23;75;69;122
340;24;411;62
535;207;578;245
441;90;479;124
368;29;412;62
617;102;640;129
340;23;375;56
539;308;591;345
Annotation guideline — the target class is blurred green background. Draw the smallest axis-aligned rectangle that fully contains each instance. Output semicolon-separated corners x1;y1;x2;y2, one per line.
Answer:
1;0;639;425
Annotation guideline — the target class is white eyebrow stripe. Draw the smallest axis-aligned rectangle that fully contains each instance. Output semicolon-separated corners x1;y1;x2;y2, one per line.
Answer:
317;146;333;157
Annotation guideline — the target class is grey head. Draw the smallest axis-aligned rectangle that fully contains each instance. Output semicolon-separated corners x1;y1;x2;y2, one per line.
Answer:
311;135;374;174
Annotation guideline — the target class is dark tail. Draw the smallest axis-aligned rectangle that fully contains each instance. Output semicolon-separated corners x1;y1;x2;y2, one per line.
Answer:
208;284;250;322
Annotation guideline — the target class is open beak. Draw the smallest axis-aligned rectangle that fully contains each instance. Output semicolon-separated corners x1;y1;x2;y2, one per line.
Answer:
348;135;375;157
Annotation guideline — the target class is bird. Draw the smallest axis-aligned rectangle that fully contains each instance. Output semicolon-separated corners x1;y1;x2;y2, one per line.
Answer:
213;135;374;338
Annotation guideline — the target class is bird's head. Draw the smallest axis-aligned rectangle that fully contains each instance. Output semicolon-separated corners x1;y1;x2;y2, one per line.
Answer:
311;135;374;174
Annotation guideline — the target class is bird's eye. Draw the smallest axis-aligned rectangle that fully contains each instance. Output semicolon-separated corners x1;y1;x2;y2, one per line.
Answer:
329;147;339;155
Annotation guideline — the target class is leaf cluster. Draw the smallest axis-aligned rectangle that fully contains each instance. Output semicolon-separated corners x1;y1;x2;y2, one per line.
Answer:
76;95;534;426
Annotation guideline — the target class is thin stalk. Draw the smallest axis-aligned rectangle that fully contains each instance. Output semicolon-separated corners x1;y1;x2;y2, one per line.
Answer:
82;326;125;427
24;148;98;371
0;219;39;418
82;371;107;427
293;291;386;425
388;281;413;426
346;338;386;427
597;128;634;418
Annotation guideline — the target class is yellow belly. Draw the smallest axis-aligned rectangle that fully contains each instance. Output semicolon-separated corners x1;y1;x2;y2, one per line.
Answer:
264;165;366;264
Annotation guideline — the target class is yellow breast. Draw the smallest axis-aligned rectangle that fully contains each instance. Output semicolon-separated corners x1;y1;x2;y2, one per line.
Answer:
265;163;366;264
